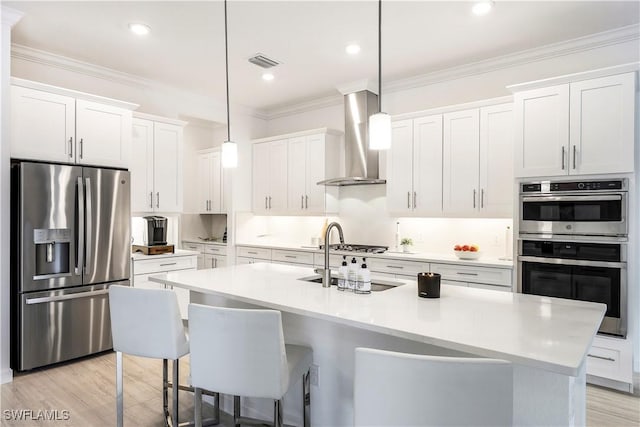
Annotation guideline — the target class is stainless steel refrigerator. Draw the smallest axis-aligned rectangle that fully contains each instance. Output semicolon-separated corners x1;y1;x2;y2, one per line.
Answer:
11;161;131;371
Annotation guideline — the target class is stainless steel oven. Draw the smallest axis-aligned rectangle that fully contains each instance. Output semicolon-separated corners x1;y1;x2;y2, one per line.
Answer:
518;239;626;337
519;179;627;238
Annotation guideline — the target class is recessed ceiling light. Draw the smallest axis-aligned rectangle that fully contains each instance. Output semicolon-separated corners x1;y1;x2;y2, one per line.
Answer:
128;23;151;36
262;73;275;81
345;44;361;55
472;1;493;16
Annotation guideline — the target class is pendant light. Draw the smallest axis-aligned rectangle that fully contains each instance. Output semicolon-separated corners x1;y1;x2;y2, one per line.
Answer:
369;0;391;150
221;0;238;168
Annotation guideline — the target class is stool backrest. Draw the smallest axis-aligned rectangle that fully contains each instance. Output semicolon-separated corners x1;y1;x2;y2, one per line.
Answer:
189;304;289;400
109;285;188;360
354;348;513;426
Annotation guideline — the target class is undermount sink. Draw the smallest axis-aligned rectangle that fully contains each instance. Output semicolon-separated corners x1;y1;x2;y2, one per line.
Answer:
298;275;404;292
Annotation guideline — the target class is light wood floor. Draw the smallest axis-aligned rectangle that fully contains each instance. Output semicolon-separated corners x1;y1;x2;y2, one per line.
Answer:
1;352;638;426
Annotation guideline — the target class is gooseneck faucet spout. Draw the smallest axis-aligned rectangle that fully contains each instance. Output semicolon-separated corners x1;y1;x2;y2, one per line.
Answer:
315;222;344;288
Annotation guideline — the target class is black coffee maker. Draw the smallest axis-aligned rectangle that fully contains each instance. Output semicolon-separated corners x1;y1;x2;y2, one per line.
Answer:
143;216;168;246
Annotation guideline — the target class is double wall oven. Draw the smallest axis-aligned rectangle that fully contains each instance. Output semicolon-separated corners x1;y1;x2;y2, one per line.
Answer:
518;179;628;337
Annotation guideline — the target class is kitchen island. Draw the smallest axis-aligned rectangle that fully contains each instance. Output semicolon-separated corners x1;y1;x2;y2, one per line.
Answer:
151;262;605;426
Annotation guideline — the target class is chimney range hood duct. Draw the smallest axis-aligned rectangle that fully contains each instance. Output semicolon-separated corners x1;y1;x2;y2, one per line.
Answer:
318;90;386;186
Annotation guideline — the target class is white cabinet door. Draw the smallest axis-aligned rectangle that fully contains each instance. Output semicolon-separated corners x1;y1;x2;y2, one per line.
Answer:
305;134;327;213
479;104;514;217
197;152;212;213
131;119;154;212
514;85;570;177
387;120;414;213
269;140;288;212
443;109;480;216
570;73;635;175
413;115;443;214
152;122;183;212
210;151;223;213
288;137;307;213
252;142;271;214
11;86;75;163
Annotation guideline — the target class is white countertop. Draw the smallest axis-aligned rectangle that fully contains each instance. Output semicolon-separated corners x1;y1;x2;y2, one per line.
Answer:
236;242;513;268
131;248;200;260
150;263;604;376
182;238;227;245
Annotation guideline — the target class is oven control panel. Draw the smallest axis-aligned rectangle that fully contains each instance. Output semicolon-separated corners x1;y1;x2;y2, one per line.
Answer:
521;179;625;193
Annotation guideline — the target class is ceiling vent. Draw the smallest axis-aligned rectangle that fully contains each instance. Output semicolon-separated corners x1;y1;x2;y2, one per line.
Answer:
248;53;280;69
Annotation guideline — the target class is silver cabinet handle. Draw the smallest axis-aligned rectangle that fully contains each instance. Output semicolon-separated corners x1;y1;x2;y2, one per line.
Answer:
481;189;485;209
247;251;258;255
473;189;476;209
301;195;304;209
268;196;272;209
587;354;615;362
561;146;566;170
26;289;109;305
265;196;268;209
413;192;417;209
149;192;153;209
305;195;308;209
386;265;404;270
160;262;177;267
573;145;577;170
79;138;84;159
407;192;411;209
285;255;297;259
456;272;478;276
213;258;217;268
156;192;160;209
69;137;73;158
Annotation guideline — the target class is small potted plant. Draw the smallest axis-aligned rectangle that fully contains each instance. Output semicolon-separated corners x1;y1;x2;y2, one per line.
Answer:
400;237;413;253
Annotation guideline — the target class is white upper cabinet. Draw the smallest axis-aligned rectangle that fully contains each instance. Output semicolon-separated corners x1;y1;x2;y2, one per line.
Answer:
130;115;185;213
387;116;443;215
10;79;137;168
479;103;514;217
513;71;635;177
197;149;224;214
252;129;341;215
443;109;480;216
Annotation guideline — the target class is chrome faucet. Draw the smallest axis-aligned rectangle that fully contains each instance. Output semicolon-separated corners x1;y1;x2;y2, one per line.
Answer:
314;222;345;288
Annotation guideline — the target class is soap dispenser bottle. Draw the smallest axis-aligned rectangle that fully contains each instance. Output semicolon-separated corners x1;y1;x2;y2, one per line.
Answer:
348;257;358;291
338;256;348;291
356;257;371;294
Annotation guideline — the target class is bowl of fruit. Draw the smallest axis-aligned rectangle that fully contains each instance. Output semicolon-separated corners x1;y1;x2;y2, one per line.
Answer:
453;244;481;260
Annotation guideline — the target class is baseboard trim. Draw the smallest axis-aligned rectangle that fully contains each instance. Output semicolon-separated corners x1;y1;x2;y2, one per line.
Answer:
1;368;13;384
587;374;633;394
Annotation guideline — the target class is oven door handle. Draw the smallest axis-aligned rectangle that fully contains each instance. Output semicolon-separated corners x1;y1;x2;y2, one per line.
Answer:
521;195;622;203
518;256;626;269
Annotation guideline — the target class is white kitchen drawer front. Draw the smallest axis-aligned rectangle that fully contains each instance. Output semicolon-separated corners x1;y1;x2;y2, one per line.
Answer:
134;256;197;275
236;246;271;260
430;263;511;286
204;244;226;255
313;253;345;269
468;282;512;292
367;258;429;276
182;242;204;252
587;336;633;384
272;249;314;266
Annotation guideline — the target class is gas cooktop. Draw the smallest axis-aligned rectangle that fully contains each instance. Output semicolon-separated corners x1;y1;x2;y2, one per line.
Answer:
320;243;388;254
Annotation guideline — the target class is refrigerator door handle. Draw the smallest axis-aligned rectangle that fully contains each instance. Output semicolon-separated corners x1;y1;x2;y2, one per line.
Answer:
75;177;85;275
25;289;109;305
85;177;93;274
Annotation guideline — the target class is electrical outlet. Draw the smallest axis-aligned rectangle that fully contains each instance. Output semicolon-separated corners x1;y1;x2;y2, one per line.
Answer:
310;364;319;386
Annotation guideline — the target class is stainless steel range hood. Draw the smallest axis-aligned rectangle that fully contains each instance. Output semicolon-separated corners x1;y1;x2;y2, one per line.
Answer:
318;90;386;186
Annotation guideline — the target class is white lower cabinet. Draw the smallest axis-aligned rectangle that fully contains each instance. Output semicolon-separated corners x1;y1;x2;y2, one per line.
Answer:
181;241;227;269
236;246;272;265
272;249;314;266
587;335;633;390
132;253;197;320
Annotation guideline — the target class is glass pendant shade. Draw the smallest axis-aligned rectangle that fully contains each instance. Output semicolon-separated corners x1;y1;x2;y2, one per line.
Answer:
369;112;391;150
222;140;238;168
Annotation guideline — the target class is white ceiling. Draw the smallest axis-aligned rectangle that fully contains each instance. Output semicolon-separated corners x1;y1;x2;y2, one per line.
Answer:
7;1;640;113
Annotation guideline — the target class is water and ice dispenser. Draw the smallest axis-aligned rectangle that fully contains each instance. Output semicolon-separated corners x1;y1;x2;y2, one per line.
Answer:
33;228;71;278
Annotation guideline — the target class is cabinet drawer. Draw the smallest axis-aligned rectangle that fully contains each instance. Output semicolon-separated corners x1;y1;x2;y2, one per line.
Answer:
313;253;344;269
430;263;511;286
587;337;633;383
367;258;429;276
182;242;204;252
272;249;314;265
204;244;226;255
236;246;271;260
134;256;197;275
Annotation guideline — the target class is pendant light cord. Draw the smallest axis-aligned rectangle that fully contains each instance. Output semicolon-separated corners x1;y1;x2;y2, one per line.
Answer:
377;0;382;112
224;0;231;141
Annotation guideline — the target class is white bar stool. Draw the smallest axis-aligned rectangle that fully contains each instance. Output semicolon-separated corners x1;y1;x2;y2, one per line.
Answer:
109;285;191;427
188;304;313;427
354;348;513;426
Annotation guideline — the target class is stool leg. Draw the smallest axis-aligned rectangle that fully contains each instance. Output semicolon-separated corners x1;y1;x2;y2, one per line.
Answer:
233;395;241;427
194;387;202;427
273;399;283;427
172;359;180;427
302;370;310;427
116;351;123;427
163;359;170;426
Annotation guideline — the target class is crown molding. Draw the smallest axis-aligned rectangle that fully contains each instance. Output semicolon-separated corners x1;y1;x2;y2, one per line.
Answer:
10;43;266;120
1;6;24;27
262;24;640;120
